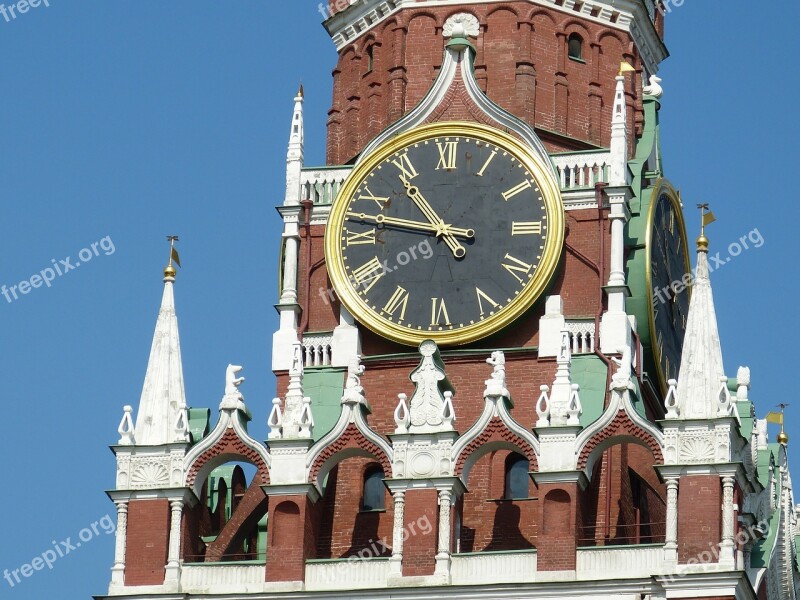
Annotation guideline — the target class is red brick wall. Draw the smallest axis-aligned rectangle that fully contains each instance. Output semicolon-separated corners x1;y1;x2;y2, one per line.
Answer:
459;449;537;552
402;488;439;576
124;499;170;586
537;483;581;571
326;4;648;164
266;495;319;582
677;475;722;564
315;457;394;559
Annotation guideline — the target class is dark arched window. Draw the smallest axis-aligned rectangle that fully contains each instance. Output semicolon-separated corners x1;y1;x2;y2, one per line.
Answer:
365;45;374;73
362;466;385;510
504;454;530;500
568;33;584;61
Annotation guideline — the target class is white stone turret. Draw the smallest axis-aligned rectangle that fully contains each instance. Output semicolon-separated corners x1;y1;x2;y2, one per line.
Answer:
600;72;634;354
133;268;187;445
673;238;727;420
285;84;305;206
273;88;305;370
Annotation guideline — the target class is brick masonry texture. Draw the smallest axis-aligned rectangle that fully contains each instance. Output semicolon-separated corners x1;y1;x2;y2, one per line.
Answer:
125;499;170;586
326;3;648;164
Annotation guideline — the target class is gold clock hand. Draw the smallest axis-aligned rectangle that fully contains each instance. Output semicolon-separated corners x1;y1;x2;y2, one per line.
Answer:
401;178;466;258
347;212;474;239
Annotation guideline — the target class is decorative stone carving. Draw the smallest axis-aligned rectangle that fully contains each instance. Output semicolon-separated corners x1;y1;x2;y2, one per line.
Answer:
664;379;679;419
643;74;663;98
394;394;410;434
408;340;454;433
737;366;751;400
677;433;716;464
484;351;509;398
342;355;367;406
443;13;480;39
221;363;247;411
130;459;170;489
535;385;550;428
118;406;135;445
283;343;310;438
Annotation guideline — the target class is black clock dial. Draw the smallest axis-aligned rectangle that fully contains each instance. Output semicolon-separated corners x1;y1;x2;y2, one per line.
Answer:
325;124;565;346
648;183;691;393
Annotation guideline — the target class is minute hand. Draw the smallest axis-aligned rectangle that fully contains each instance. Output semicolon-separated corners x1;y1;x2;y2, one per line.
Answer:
347;212;474;239
401;178;467;259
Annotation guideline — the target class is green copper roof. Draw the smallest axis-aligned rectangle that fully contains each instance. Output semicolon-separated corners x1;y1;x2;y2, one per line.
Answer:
302;367;346;441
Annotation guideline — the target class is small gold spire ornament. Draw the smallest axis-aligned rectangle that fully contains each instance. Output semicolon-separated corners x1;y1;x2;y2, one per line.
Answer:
767;404;790;445
164;235;181;278
696;204;716;251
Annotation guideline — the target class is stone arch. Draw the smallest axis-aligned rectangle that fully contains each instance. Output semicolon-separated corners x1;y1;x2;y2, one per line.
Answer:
577;410;664;480
485;4;520;20
455;417;538;483
185;428;270;497
308;423;392;490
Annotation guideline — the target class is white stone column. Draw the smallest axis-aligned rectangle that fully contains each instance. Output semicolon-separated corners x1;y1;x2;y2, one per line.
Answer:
110;501;128;587
664;477;679;563
390;490;405;576
435;490;452;578
280;231;300;305
164;500;184;584
720;476;736;566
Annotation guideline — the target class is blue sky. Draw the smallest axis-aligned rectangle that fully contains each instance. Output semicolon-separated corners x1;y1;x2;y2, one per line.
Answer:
0;2;797;597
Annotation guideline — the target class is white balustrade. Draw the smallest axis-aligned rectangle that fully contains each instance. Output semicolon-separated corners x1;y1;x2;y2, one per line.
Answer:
302;333;333;367
180;564;266;594
301;167;352;205
551;152;610;191
450;550;537;585
566;320;596;354
576;545;665;579
305;558;390;590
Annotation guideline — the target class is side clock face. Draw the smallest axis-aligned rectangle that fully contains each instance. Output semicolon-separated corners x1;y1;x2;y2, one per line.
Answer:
647;180;691;395
324;122;565;346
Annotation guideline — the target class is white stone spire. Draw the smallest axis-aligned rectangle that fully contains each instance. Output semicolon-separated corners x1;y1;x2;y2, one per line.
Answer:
134;269;187;445
609;74;629;187
285;85;305;206
675;238;726;420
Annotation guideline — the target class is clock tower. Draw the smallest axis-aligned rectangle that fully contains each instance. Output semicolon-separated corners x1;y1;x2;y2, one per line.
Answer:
100;3;800;599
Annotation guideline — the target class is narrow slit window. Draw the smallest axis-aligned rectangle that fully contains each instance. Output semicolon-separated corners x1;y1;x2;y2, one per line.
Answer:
362;466;385;510
504;454;530;500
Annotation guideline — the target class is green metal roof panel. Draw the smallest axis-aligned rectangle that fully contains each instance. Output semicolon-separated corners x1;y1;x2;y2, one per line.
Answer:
572;355;609;428
188;408;211;444
302;367;346;442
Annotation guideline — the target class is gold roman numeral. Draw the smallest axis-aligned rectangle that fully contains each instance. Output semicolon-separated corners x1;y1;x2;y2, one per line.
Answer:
357;186;390;209
345;229;376;246
436;141;459;170
392;152;418;181
502;180;533;201
351;257;384;294
382;286;409;321
476;287;500;317
476;151;497;177
430;297;452;327
502;253;533;283
511;221;543;236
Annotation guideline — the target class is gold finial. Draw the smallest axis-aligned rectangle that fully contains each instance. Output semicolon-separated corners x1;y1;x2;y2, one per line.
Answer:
768;404;790;445
165;235;181;278
298;83;304;99
696;203;715;251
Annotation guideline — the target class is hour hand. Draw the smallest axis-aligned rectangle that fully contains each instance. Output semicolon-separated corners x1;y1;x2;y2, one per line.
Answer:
400;178;467;258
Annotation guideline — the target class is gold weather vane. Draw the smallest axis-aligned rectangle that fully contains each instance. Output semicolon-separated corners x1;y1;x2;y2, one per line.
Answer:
767;404;790;445
696;204;716;251
619;62;636;76
165;235;181;278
